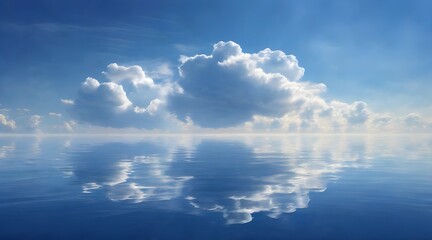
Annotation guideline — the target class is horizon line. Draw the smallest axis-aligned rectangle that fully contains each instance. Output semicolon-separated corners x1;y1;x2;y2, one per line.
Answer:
0;132;431;137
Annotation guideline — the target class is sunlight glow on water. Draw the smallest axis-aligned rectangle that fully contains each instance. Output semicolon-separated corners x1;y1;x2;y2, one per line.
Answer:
0;135;431;239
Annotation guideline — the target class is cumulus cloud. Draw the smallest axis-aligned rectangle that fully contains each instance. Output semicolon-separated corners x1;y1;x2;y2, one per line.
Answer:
0;114;16;131
70;77;133;127
340;101;370;125
66;65;181;129
168;41;329;128
403;113;431;131
73;77;132;119
245;100;384;133
404;113;425;126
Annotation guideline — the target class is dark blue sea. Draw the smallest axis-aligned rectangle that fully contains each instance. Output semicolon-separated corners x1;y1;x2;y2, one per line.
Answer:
0;135;431;239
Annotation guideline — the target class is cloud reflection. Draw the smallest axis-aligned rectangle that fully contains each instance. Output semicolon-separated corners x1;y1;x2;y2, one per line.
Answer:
71;141;193;203
47;135;432;224
174;137;374;224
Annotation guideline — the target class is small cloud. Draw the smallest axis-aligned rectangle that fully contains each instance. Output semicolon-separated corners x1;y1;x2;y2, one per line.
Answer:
63;120;76;132
403;113;430;131
146;98;162;115
342;101;370;125
49;112;62;117
29;115;42;129
404;113;424;126
0;114;16;131
61;99;74;105
52;120;76;133
134;106;146;114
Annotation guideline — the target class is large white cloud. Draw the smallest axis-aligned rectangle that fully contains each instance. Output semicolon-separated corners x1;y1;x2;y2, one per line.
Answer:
168;41;328;128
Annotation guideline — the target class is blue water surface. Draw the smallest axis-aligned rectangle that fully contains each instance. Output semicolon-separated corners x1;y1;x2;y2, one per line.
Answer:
0;135;431;239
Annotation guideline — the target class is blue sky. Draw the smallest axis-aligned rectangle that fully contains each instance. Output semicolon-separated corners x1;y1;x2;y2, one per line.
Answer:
0;0;431;133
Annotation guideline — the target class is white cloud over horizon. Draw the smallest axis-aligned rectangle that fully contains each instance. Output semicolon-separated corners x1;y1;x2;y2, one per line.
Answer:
1;41;431;133
168;41;323;128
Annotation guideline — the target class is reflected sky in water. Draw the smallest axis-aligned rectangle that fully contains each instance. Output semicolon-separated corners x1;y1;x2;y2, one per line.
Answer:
0;135;431;239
